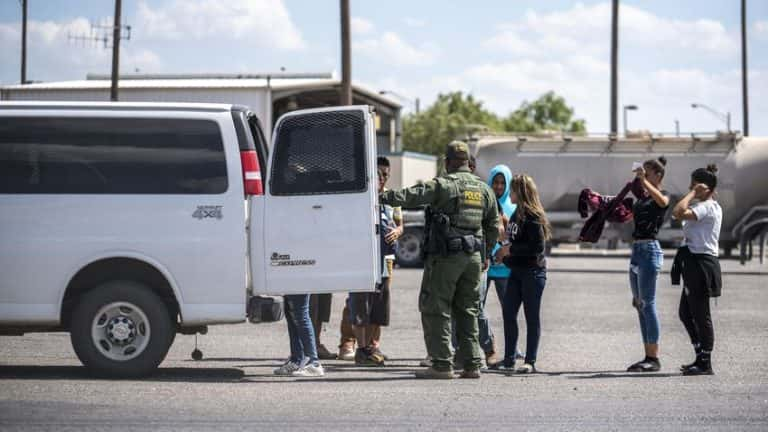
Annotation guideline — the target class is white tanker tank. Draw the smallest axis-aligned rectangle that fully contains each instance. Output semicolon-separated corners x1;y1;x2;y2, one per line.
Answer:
471;132;768;260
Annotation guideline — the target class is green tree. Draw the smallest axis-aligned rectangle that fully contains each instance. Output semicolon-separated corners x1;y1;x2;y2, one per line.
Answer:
402;92;501;156
402;91;586;156
502;91;586;133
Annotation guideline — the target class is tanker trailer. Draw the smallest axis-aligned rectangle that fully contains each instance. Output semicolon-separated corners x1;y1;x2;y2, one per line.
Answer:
471;132;768;261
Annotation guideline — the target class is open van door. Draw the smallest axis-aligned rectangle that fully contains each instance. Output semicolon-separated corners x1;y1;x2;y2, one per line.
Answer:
252;106;380;295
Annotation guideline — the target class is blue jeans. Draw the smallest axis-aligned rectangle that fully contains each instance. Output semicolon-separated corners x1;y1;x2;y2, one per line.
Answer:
284;294;318;364
629;240;663;345
503;267;546;365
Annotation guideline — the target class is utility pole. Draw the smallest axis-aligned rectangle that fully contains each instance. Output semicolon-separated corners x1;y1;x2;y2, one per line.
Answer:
339;0;352;106
110;0;122;101
20;0;27;84
610;0;619;135
741;0;749;136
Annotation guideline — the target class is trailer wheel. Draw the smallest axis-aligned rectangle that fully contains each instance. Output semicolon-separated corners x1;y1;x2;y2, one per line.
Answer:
70;280;174;378
395;228;424;268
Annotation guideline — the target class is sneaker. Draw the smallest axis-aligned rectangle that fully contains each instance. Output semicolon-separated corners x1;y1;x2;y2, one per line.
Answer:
273;360;301;376
317;344;336;360
338;345;356;361
372;347;389;361
489;359;515;371
415;367;454;379
293;362;325;377
355;348;385;367
682;363;714;376
627;357;660;373
515;363;537;374
419;355;432;367
682;354;713;376
459;368;481;379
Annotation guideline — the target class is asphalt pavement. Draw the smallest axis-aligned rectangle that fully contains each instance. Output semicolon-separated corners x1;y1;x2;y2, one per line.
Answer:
1;256;767;431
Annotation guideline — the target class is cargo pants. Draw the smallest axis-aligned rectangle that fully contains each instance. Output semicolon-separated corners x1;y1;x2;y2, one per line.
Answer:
419;251;483;372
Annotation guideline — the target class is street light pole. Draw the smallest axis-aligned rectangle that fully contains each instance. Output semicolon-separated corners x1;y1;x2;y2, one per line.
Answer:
691;103;731;132
610;0;619;135
623;104;637;136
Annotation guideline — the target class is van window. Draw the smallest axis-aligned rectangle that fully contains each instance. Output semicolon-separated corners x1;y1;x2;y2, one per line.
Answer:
0;116;227;194
270;111;367;195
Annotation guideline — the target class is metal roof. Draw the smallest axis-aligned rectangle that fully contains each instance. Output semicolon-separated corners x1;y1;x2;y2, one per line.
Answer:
0;77;402;109
0;100;234;112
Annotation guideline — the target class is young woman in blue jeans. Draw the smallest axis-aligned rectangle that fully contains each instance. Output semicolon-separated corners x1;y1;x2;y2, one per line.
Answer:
274;294;325;377
627;157;670;372
495;174;551;374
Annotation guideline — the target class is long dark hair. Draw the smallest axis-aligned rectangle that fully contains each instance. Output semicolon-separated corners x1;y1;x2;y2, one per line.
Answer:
643;156;667;179
511;174;552;240
691;164;718;190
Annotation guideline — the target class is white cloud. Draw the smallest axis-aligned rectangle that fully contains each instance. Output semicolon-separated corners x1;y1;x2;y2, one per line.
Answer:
403;17;427;28
755;20;768;40
351;17;375;35
354;32;439;66
486;3;737;60
136;0;305;50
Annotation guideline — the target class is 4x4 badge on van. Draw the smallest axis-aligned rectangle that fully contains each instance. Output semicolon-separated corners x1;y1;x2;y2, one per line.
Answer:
193;205;223;220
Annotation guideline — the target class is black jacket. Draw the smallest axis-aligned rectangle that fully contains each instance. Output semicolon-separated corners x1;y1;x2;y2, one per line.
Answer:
671;246;722;298
503;213;547;269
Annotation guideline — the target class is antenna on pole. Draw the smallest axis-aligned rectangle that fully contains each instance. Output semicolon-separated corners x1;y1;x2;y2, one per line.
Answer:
67;0;131;101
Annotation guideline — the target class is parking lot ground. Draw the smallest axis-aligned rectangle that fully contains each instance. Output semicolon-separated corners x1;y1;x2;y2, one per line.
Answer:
1;257;767;431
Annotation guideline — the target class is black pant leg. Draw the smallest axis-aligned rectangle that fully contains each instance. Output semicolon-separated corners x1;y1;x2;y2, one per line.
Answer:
688;284;714;352
678;287;700;346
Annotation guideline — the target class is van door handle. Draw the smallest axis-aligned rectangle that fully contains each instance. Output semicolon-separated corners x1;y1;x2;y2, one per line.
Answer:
312;205;323;210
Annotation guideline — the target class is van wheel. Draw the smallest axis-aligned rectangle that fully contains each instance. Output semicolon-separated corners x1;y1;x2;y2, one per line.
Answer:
70;281;174;378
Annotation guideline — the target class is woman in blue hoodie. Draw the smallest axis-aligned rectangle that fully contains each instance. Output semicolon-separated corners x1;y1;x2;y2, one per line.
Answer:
485;165;517;367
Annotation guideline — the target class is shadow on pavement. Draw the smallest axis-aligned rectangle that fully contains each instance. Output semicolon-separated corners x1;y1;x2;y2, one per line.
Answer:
0;365;245;383
183;357;285;363
568;372;681;379
243;375;419;384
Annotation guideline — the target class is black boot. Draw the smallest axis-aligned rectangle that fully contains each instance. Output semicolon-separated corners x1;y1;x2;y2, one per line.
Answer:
680;344;702;371
682;352;714;376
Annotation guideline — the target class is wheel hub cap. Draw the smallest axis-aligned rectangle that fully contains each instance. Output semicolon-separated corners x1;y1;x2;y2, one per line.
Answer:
107;316;136;345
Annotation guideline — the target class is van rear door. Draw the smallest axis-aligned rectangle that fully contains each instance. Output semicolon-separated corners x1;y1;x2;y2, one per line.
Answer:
250;106;380;295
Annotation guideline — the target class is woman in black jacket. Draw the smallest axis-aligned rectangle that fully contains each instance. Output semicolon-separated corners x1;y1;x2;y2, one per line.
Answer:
494;174;551;374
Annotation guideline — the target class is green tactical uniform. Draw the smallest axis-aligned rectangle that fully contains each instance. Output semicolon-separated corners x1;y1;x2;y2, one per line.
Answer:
379;142;499;372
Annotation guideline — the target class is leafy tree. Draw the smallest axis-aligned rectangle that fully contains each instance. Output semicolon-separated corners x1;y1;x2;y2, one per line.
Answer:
402;92;501;156
502;91;586;133
402;91;587;156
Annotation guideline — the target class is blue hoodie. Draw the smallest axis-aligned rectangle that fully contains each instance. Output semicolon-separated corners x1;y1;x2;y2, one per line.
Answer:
487;165;517;279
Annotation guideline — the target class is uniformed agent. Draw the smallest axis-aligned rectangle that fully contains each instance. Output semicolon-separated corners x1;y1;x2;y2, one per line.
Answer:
379;141;500;379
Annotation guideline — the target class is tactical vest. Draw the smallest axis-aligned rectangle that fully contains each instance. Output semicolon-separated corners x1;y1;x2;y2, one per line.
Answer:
425;173;486;256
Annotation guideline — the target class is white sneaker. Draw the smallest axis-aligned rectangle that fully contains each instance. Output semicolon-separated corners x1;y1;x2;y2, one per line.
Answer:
292;362;325;377
515;363;536;374
419;356;432;367
273;360;301;376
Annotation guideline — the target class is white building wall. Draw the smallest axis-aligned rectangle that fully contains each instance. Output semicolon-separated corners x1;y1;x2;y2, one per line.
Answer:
385;152;437;190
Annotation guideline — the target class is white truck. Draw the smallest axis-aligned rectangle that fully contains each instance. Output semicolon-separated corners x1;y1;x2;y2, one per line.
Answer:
0;102;381;377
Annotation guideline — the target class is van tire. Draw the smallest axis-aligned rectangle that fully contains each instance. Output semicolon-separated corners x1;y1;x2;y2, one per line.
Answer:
70;281;174;378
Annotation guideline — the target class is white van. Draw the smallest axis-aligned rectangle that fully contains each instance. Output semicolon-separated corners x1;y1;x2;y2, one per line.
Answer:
0;102;380;377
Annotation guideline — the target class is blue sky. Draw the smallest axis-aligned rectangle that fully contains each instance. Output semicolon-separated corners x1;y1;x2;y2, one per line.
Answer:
1;0;767;134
